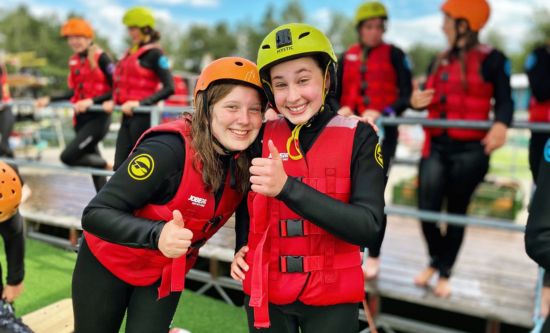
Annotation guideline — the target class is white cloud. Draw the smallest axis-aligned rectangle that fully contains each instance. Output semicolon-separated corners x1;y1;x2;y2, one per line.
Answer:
137;0;219;7
310;7;332;32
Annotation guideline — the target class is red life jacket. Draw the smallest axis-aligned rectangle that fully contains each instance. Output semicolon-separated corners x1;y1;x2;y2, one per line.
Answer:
67;49;111;103
162;75;189;123
1;63;11;103
84;119;243;298
529;98;550;122
243;116;364;328
113;44;161;104
340;43;398;114
423;45;494;156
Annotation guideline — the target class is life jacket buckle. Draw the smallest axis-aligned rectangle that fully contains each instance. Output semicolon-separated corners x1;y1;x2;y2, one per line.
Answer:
280;255;304;273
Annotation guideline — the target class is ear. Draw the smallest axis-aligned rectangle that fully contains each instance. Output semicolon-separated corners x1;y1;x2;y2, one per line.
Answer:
324;70;331;93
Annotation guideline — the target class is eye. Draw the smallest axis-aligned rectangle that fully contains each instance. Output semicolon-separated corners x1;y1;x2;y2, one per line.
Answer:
298;77;310;85
273;82;287;89
225;105;239;111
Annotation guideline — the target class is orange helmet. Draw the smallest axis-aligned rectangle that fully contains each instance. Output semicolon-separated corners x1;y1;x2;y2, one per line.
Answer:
441;0;490;32
0;161;22;223
60;18;94;38
193;57;263;101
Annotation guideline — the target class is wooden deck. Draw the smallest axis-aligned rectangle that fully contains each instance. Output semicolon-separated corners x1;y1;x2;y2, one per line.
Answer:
19;171;538;330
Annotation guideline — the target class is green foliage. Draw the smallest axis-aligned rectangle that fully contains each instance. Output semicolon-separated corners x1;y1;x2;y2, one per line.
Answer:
407;43;439;77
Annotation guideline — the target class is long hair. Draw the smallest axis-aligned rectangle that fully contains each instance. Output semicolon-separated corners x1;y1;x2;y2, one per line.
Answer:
191;83;263;193
430;19;480;89
140;26;161;45
87;43;100;70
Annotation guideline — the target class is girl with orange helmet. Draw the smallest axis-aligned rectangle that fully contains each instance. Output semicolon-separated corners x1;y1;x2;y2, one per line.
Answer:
72;57;266;333
36;17;115;192
105;7;175;170
410;0;514;297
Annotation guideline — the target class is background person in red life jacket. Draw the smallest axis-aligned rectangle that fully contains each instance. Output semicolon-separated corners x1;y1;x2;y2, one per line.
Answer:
335;1;413;280
525;139;550;331
525;42;550;182
230;23;385;332
36;18;114;193
104;6;175;170
0;161;33;333
0;61;15;158
72;57;266;333
410;0;513;298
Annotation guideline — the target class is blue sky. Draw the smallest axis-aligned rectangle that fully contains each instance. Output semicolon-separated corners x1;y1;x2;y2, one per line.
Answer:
2;0;549;55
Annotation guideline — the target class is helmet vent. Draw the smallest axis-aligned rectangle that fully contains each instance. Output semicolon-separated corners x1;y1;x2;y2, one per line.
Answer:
235;61;244;66
262;44;271;49
298;32;310;39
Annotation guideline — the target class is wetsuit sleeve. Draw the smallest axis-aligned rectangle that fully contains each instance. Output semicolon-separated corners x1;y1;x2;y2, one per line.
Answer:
138;48;175;106
525;144;550;272
82;133;184;249
525;47;550;102
389;46;413;115
276;123;385;247
234;196;250;253
334;53;345;104
91;52;114;104
482;49;514;126
0;214;25;285
49;91;74;102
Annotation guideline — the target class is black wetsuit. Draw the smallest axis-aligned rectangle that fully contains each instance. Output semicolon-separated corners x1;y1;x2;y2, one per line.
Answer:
335;43;412;258
235;105;385;333
0;65;14;158
73;133;233;333
112;47;175;170
525;45;550;181
525;139;550;330
418;49;514;278
52;49;114;192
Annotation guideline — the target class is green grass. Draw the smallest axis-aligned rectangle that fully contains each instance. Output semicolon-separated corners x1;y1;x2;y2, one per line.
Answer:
0;238;248;333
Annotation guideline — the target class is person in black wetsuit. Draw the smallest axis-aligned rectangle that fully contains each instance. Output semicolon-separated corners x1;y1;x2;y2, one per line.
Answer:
72;57;266;333
104;7;175;170
230;23;384;333
525;139;550;331
0;161;33;333
524;42;550;182
35;18;114;192
410;0;513;297
0;61;15;159
335;1;413;280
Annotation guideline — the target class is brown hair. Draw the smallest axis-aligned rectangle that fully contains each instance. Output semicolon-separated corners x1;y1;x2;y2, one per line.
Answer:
430;19;479;89
191;83;263;193
87;43;100;70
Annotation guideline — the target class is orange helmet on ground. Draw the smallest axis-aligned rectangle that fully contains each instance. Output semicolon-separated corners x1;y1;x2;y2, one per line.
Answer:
441;0;490;32
0;161;22;223
193;57;263;101
60;18;94;38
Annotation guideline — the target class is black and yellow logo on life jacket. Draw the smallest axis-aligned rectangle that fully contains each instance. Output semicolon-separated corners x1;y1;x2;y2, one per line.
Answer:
375;143;384;168
128;154;155;181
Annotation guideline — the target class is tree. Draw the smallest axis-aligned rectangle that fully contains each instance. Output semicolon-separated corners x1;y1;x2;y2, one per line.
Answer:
407;43;439;77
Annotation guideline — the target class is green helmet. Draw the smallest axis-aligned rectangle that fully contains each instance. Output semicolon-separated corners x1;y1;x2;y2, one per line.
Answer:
257;23;337;106
354;1;388;27
123;7;155;28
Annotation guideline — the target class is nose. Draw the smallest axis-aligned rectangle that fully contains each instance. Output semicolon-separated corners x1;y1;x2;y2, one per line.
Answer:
236;108;251;126
287;83;300;104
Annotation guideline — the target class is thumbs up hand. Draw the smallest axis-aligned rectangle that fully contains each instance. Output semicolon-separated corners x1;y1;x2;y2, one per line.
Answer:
250;140;288;197
158;210;194;258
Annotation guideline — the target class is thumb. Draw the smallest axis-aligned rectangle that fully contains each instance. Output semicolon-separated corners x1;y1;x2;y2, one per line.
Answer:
172;210;185;228
268;140;280;161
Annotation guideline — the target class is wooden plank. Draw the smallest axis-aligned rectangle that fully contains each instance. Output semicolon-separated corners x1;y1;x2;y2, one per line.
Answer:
22;298;73;333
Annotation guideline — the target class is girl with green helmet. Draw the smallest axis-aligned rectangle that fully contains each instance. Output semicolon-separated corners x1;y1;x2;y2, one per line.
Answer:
231;23;384;332
336;1;413;281
105;6;175;170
